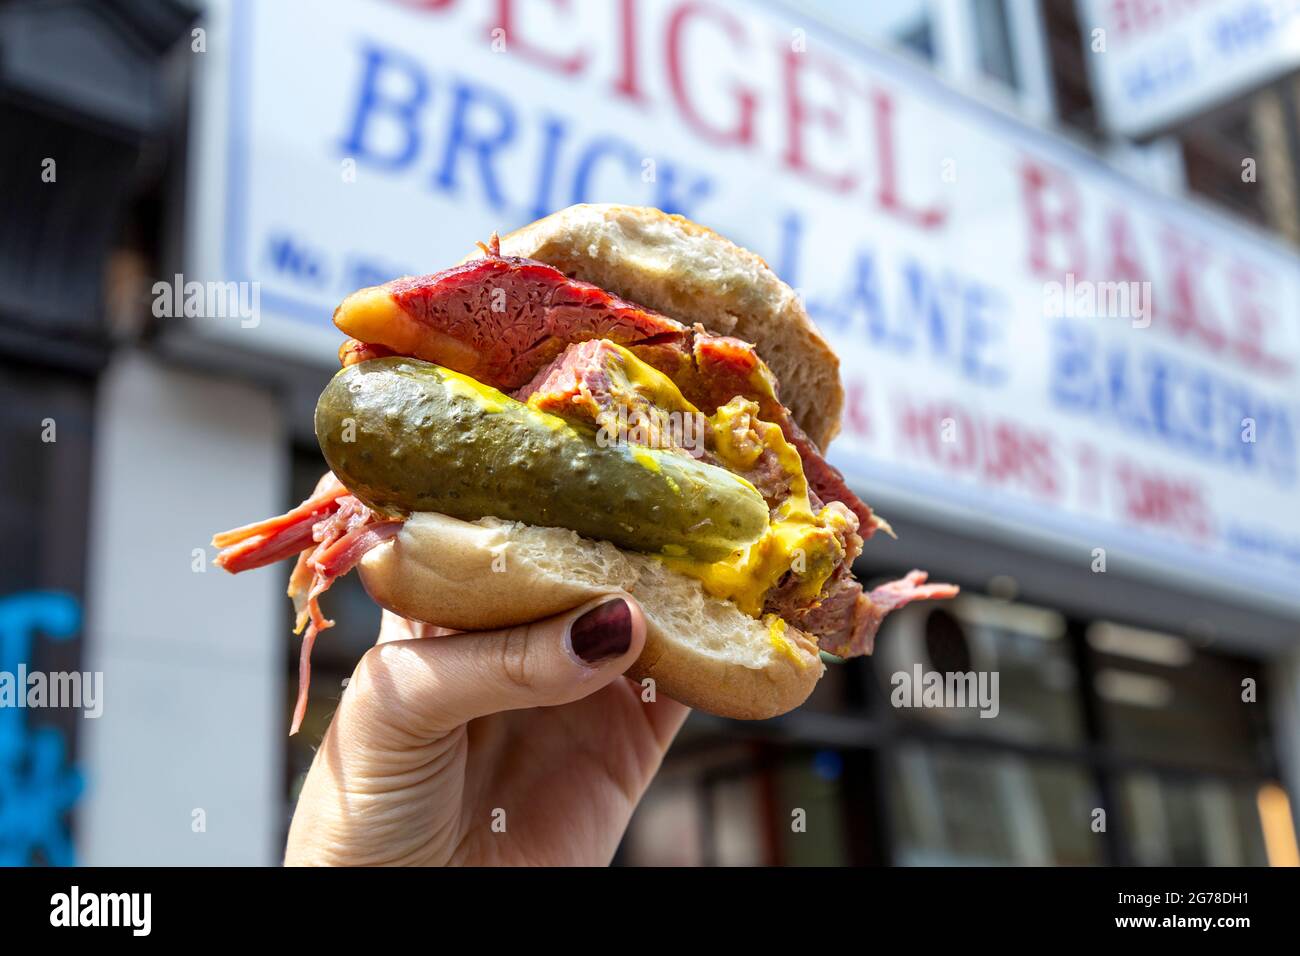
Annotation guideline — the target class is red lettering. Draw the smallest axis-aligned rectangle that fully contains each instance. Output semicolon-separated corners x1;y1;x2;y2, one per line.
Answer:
611;0;647;103
666;2;757;147
1114;458;1212;541
894;396;1059;500
1163;231;1225;350
1228;262;1290;376
1107;0;1208;39
491;0;586;75
843;379;872;438
1075;442;1103;508
872;90;946;229
985;422;1018;483
1103;209;1149;289
1020;160;1086;279
1024;434;1060;498
781;47;857;192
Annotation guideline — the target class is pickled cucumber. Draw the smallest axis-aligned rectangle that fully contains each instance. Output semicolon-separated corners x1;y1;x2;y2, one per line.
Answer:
316;357;770;562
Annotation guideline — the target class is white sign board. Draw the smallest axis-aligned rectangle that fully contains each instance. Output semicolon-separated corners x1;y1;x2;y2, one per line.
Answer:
187;0;1300;610
1079;0;1300;136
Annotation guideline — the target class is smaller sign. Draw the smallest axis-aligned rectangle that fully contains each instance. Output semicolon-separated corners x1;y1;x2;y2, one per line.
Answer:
1080;0;1300;136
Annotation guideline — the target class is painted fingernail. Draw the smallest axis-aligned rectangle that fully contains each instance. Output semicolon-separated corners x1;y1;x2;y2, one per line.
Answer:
567;598;633;666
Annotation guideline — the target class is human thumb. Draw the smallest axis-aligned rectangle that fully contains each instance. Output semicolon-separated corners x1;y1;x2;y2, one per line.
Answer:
342;593;646;743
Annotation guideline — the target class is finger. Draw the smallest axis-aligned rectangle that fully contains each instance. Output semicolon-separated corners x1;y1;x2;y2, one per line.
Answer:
342;593;646;743
376;609;459;644
639;692;691;750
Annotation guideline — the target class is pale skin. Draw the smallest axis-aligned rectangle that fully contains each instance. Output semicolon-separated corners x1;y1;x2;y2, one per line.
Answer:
285;593;690;866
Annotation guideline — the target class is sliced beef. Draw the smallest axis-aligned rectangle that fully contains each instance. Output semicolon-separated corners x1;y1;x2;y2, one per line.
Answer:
213;473;403;735
689;336;878;535
519;333;874;527
518;339;698;460
333;247;950;656
790;569;961;658
385;256;688;390
340;247;875;530
519;340;801;507
339;339;395;367
796;436;883;534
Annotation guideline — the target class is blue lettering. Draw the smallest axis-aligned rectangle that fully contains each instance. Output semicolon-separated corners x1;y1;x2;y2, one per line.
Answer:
849;252;889;344
650;163;712;218
774;210;802;288
1049;322;1099;411
433;80;518;210
571;135;641;204
807;250;889;342
526;114;569;221
265;233;328;288
1049;321;1297;485
901;260;939;358
338;42;430;171
960;283;1007;386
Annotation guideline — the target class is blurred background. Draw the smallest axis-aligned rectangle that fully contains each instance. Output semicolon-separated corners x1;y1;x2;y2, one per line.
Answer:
2;0;1300;866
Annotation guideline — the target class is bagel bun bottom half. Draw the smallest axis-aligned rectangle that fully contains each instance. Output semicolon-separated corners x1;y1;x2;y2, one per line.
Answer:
356;513;825;719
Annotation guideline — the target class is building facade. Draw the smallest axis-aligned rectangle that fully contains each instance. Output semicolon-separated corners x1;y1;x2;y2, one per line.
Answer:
0;0;1297;866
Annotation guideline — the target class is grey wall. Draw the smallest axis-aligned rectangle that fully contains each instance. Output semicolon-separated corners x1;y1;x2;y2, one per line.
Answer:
78;350;286;865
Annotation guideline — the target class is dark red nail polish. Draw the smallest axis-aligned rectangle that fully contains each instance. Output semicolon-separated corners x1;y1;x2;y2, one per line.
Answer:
567;598;633;665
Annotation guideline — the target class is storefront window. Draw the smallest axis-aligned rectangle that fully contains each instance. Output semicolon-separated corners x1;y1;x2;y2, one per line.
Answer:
620;745;865;866
888;746;1101;865
772;749;854;866
1042;0;1101;137
1179;89;1296;244
1120;774;1269;866
621;584;1290;866
1088;621;1274;777
869;594;1084;747
973;0;1019;89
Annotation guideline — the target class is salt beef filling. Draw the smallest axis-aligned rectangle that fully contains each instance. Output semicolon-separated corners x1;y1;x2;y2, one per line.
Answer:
214;241;955;733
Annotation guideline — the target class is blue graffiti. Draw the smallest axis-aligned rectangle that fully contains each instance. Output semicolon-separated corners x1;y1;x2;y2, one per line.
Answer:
0;591;85;865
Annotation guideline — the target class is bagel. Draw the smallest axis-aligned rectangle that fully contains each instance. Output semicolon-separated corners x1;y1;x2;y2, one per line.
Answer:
214;205;955;733
358;514;824;719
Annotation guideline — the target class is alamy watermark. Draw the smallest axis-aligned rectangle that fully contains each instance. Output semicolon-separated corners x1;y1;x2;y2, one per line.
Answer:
1043;272;1151;328
890;664;999;718
152;274;260;328
50;886;150;936
0;665;103;718
595;407;709;458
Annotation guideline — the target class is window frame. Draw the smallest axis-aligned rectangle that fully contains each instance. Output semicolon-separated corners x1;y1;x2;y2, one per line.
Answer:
651;606;1285;866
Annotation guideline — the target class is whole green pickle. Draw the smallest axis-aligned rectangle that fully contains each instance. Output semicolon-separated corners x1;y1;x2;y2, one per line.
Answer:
316;357;769;562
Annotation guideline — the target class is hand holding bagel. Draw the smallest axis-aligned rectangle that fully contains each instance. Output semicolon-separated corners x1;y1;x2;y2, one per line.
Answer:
214;205;957;733
285;599;689;866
